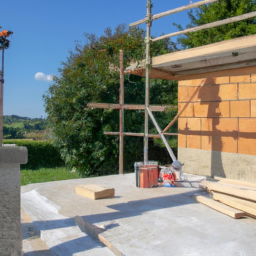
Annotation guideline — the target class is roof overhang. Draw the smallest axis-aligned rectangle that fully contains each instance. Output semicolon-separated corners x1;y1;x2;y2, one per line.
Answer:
125;34;256;81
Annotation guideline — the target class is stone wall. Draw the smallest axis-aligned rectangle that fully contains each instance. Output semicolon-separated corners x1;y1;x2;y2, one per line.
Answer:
0;146;28;256
178;74;256;181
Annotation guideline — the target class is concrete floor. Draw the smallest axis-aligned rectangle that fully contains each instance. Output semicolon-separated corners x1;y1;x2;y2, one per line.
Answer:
21;173;256;256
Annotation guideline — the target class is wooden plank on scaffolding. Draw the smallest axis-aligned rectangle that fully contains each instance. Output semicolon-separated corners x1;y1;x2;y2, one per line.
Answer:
193;195;246;219
201;181;256;202
214;176;256;189
212;192;256;217
152;12;256;42
129;0;218;27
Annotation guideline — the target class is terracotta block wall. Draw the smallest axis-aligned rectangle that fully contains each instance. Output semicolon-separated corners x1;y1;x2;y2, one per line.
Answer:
178;74;256;179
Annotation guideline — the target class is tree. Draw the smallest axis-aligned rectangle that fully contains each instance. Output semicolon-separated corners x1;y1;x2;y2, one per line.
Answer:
43;24;178;176
174;0;256;48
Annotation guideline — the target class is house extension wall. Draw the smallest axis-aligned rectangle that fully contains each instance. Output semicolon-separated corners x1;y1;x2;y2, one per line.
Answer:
178;74;256;181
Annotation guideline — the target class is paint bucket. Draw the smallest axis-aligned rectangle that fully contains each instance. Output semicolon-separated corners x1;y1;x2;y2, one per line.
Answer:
134;161;158;187
139;165;159;188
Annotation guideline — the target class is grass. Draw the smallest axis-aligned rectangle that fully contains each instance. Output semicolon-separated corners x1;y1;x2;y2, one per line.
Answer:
21;167;81;186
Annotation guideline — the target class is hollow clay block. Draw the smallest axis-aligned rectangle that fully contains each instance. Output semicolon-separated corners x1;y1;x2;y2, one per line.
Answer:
76;184;115;200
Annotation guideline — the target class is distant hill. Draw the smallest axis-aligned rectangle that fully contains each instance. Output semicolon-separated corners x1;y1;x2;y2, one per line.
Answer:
3;115;44;124
3;115;51;140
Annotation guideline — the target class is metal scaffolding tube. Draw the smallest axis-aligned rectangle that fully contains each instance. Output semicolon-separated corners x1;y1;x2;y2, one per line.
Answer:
0;48;4;147
152;11;256;42
129;0;218;27
144;0;152;164
146;107;177;162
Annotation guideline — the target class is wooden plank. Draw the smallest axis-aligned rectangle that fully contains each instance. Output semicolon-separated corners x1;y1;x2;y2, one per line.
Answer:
201;180;256;202
129;0;218;27
193;195;246;219
214;176;256;189
212;192;256;217
152;35;256;68
75;184;115;200
74;216;124;256
153;12;256;42
172;59;256;76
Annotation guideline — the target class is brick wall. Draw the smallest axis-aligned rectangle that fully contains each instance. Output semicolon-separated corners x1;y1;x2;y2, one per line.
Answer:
178;74;256;180
178;74;256;156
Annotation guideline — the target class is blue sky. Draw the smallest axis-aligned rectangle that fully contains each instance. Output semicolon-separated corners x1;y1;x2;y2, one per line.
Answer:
1;0;193;118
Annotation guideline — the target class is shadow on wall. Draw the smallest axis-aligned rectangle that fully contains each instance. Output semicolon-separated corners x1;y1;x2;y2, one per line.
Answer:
198;77;226;177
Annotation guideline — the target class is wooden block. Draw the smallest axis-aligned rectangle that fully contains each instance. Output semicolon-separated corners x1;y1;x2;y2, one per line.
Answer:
239;83;256;99
193;195;245;219
230;100;250;117
230;75;251;83
214;176;256;188
178;103;194;117
74;216;124;256
251;100;256;117
201;180;256;202
178;134;186;148
212;192;256;217
194;101;229;118
76;184;115;200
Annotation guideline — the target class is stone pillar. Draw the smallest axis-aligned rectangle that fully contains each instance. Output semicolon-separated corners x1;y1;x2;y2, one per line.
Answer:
0;146;28;256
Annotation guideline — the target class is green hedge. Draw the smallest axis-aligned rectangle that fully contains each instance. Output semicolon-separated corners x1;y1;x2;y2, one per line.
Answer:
3;140;65;170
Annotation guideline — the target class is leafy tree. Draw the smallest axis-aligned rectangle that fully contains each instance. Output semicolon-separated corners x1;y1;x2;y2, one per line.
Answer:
174;0;256;48
43;24;178;176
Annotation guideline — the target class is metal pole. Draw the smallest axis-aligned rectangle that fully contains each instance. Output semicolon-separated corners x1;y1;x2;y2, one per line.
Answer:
0;48;4;147
144;0;152;164
119;50;124;174
146;107;177;161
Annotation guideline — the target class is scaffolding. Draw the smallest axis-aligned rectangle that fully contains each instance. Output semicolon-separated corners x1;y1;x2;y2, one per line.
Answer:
89;0;256;174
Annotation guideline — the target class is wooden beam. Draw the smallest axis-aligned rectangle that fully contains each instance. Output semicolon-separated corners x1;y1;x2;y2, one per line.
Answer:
201;180;256;202
212;192;256;217
129;0;218;27
152;12;256;42
214;176;256;189
193;195;246;219
87;103;177;112
74;216;124;256
173;59;256;76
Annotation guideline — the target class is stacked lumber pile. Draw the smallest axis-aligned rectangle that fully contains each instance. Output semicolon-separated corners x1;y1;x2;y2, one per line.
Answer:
195;177;256;219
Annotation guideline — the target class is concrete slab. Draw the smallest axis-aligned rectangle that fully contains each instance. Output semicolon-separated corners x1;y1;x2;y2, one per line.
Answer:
21;173;256;256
